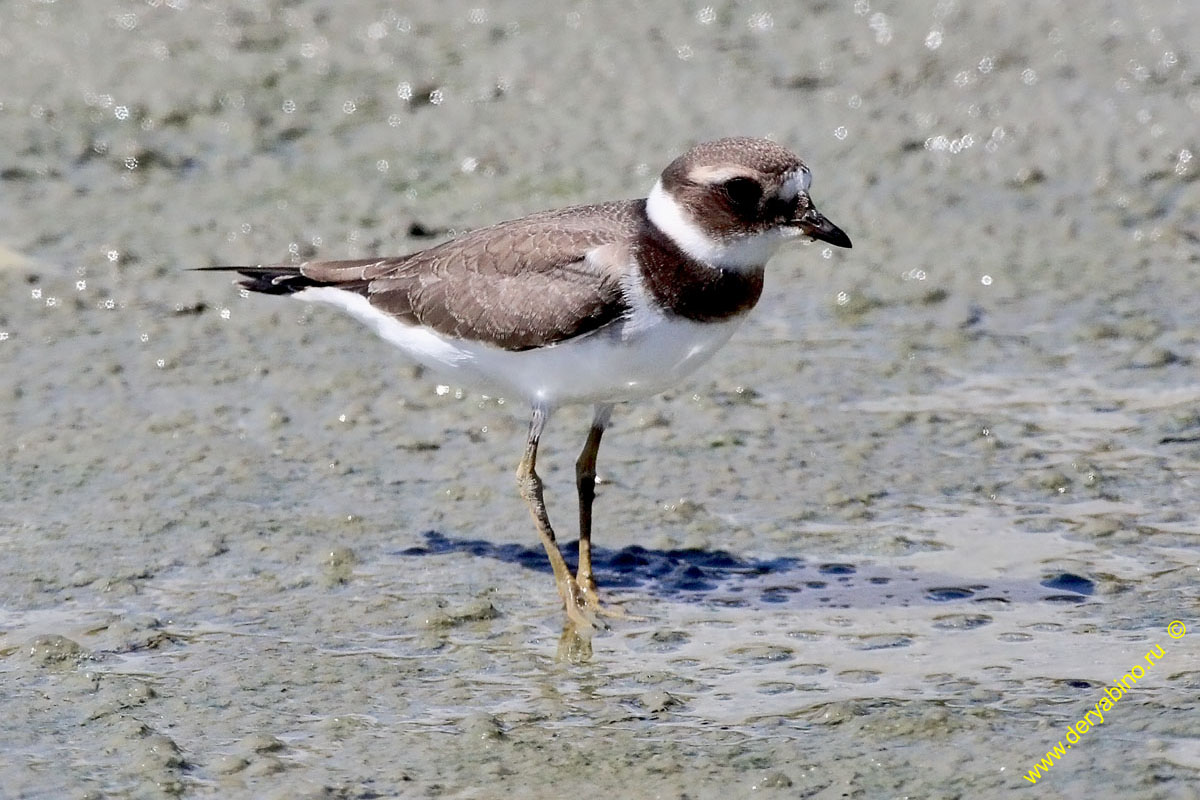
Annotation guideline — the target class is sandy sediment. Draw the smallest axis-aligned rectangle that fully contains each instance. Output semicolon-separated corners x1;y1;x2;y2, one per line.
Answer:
1;1;1197;797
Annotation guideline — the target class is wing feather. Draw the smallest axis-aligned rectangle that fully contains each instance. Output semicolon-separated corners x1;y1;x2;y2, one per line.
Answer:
214;200;646;351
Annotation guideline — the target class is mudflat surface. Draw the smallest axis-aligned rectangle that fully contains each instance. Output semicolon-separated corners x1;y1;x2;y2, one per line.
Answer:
1;1;1198;798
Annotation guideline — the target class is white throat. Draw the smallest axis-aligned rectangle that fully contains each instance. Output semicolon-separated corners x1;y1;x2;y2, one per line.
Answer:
645;178;792;271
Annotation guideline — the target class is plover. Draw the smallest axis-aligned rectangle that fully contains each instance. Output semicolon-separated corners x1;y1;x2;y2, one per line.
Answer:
203;137;850;630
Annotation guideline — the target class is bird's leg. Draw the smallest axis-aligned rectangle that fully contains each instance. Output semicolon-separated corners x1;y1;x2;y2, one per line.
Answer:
517;404;596;631
574;404;640;619
575;404;612;603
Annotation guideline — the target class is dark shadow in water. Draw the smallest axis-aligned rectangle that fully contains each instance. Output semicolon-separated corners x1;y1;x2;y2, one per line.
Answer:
398;531;1095;610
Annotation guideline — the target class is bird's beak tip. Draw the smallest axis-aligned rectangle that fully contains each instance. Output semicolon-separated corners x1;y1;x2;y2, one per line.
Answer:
796;208;852;249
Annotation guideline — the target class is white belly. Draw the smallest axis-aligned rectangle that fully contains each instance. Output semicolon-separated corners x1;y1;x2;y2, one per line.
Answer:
296;287;743;407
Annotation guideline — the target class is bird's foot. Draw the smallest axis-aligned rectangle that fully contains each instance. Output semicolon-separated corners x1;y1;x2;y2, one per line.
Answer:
558;576;609;632
578;578;646;621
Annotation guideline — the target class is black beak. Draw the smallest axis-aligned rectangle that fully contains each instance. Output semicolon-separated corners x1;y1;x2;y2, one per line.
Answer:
795;207;852;249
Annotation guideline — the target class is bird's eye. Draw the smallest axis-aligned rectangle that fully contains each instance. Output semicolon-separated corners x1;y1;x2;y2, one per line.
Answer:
721;177;762;215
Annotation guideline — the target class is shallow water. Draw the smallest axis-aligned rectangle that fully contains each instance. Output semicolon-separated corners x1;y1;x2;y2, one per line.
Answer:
1;1;1198;797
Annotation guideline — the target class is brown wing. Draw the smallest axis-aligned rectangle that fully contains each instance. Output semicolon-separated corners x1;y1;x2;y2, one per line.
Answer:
229;200;645;351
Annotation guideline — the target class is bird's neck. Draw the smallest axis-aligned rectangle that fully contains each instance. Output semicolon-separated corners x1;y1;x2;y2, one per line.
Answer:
635;207;765;322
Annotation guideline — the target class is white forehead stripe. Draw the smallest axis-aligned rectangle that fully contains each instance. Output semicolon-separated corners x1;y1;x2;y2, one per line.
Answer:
780;167;811;200
687;165;755;184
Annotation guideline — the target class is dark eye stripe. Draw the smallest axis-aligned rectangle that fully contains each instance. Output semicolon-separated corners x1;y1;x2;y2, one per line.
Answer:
765;198;793;219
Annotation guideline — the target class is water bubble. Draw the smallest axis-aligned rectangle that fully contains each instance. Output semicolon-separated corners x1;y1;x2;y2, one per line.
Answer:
676;44;693;61
1176;149;1193;176
376;159;389;173
981;275;993;286
868;12;892;45
220;308;231;320
366;22;387;40
428;88;444;105
460;157;478;173
978;56;994;74
836;291;849;306
748;12;773;31
397;82;412;101
76;280;86;291
467;8;487;24
156;359;165;368
822;248;832;259
102;299;115;310
387;114;402;127
139;332;149;342
282;99;296;113
834;126;848;140
696;6;716;24
925;30;943;50
124;156;138;170
342;100;356;114
84;92;114;109
0;332;8;341
114;105;130;120
1021;68;1038;85
848;94;862;109
31;288;42;300
436;384;450;396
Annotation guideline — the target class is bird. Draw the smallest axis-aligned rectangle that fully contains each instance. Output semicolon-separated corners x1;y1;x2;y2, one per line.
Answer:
201;137;851;632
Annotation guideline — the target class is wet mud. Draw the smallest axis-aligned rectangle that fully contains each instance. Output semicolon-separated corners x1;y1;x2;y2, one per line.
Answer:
1;1;1198;797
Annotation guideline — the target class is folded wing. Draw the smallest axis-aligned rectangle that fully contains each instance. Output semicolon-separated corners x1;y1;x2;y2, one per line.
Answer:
219;200;644;351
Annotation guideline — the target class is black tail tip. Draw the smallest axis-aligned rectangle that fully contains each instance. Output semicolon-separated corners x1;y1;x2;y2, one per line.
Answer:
194;265;315;295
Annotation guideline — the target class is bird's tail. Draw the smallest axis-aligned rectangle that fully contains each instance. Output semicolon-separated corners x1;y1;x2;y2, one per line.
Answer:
192;265;320;296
